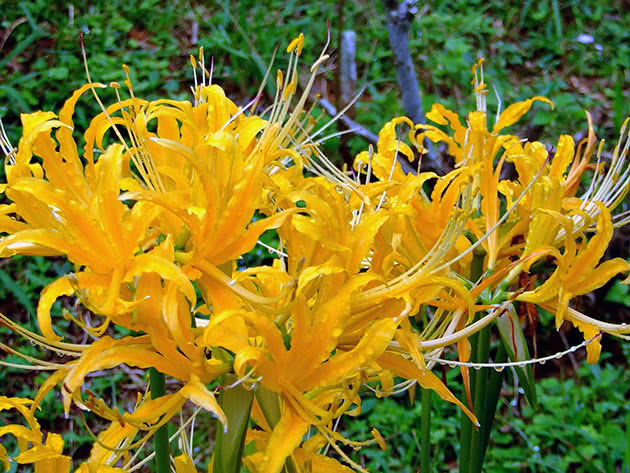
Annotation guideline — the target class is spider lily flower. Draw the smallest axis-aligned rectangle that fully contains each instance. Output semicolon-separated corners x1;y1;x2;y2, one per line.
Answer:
516;203;630;351
204;264;476;472
416;60;553;270
0;396;71;472
0;89;195;341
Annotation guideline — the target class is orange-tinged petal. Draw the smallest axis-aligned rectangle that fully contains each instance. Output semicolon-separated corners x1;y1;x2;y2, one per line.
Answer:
378;352;477;424
203;311;249;353
126;253;196;304
306;318;398;390
259;407;309;473
289;291;349;386
493;96;553;133
63;336;184;413
162;281;195;358
209;209;296;264
174;453;199;473
180;375;227;430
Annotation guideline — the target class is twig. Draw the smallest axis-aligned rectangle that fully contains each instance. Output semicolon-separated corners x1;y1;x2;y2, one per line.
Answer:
316;96;416;175
317;96;378;144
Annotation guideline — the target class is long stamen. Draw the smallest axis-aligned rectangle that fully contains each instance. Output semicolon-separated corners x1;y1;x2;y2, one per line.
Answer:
425;332;602;369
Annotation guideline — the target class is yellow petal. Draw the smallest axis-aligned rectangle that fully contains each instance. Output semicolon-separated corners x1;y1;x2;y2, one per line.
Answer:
493;96;553;133
37;276;74;342
0;443;10;472
63;336;183;413
549;135;575;178
260;407;309;473
174;453;199;473
568;316;601;364
126;253;196;305
306;318;398;390
180;375;228;430
378;352;477;425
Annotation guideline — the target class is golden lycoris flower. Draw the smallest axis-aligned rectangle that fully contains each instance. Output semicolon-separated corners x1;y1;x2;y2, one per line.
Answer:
1;38;629;473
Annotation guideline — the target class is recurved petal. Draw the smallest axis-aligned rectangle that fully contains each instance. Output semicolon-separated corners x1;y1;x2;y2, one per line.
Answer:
62;336;183;413
493;96;553;133
259;407;309;473
126;253;196;305
568;257;630;296
174;453;198;473
37;276;74;342
180;375;227;430
377;352;477;424
569;203;613;275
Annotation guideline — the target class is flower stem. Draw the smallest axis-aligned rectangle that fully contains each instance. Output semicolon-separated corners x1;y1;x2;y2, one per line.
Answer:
468;325;491;473
213;374;254;473
420;387;432;471
458;330;477;473
460;252;485;473
149;368;170;473
480;344;507;464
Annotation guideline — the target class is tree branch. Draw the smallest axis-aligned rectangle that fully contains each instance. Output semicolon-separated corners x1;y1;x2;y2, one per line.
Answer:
382;0;441;170
317;96;417;175
382;0;424;125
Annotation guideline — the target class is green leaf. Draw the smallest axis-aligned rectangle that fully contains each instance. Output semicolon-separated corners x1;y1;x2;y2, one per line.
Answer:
254;385;281;429
0;268;36;317
213;374;254;473
495;303;537;408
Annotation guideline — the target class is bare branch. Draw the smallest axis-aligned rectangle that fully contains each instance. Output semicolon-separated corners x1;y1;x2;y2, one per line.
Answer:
382;0;439;169
382;0;424;125
317;96;417;175
317;96;378;144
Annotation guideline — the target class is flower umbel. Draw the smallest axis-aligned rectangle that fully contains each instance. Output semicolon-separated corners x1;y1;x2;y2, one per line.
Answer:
1;38;629;473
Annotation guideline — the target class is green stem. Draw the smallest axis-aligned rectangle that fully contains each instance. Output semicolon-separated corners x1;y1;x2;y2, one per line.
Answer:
213;374;254;473
460;251;485;473
480;345;507;463
459;331;478;473
420;387;432;471
625;408;630;473
468;326;491;473
150;368;170;473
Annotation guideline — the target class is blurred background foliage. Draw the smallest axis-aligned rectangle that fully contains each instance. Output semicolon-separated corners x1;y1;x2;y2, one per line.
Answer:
1;0;630;471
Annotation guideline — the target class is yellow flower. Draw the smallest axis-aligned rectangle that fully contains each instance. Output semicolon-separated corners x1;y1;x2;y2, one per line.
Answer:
416;61;553;269
517;203;630;355
0;88;195;340
0;396;71;473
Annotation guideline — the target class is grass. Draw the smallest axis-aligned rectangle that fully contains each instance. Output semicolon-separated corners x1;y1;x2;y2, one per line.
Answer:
342;351;630;472
1;0;630;471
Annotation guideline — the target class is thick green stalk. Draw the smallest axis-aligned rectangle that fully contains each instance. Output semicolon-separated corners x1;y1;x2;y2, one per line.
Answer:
460;251;485;473
480;345;507;463
458;330;477;473
420;387;432;471
468;326;491;473
213;374;254;473
149;368;170;473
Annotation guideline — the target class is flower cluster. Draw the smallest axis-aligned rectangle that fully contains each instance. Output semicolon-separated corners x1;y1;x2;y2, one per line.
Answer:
1;37;629;472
